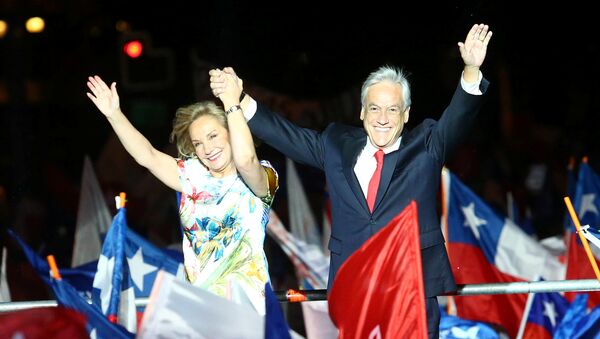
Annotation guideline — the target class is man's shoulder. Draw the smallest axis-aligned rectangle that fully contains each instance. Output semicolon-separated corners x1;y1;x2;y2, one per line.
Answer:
407;119;437;135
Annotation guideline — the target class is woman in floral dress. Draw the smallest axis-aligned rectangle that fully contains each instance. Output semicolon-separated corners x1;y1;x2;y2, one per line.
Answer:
86;73;278;315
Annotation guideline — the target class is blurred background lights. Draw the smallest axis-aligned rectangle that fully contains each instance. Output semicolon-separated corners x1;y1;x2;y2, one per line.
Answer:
116;20;131;33
124;40;143;58
25;17;45;33
0;20;7;38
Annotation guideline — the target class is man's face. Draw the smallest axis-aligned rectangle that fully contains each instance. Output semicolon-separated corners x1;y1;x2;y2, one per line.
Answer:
360;81;410;148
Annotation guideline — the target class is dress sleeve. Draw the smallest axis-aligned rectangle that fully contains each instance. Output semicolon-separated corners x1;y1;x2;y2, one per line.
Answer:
259;160;279;206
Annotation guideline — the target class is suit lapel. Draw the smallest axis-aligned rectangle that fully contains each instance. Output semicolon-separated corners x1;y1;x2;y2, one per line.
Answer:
373;131;408;212
342;135;370;214
374;150;400;211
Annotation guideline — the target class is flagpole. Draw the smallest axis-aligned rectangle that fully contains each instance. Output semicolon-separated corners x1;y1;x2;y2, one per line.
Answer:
564;196;600;283
515;291;535;339
46;255;61;280
2;279;600;313
440;168;455;316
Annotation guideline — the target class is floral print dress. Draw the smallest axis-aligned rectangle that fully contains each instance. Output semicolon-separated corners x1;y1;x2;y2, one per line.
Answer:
177;157;278;315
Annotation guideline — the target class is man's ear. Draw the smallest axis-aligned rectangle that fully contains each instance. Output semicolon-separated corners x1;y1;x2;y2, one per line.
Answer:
403;107;410;123
360;108;365;121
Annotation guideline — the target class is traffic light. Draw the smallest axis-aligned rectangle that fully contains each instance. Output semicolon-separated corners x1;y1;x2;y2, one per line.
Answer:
119;31;174;91
123;40;143;58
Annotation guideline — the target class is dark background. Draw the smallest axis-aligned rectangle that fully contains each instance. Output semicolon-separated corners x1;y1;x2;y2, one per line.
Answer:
1;0;599;310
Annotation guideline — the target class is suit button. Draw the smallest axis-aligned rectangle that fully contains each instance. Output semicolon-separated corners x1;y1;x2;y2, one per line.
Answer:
369;219;375;225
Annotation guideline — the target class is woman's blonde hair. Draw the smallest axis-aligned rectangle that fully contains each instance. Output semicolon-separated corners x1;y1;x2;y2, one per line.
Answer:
170;101;227;158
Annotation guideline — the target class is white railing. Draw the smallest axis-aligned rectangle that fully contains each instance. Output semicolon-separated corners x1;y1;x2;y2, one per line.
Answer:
1;279;600;313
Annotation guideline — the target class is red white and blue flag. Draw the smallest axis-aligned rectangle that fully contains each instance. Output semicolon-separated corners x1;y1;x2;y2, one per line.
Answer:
92;207;184;333
51;275;134;338
516;290;569;339
443;168;565;337
92;207;137;332
7;228;134;338
565;161;600;307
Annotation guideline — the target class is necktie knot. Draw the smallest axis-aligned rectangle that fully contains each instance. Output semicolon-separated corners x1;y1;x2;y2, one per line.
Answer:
374;149;384;164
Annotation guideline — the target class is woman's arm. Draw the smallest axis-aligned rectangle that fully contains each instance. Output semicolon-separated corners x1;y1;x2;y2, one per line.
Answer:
212;68;269;197
86;75;181;191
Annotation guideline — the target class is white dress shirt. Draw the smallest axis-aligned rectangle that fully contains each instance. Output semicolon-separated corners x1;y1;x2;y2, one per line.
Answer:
354;137;402;196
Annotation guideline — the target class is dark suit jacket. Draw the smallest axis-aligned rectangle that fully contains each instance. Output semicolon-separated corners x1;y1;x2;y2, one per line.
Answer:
249;78;490;297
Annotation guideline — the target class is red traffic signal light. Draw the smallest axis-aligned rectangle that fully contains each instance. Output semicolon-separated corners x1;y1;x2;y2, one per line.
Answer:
119;30;175;91
123;40;143;58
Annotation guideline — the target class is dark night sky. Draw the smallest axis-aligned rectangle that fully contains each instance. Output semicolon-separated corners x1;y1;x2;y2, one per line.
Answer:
1;0;600;274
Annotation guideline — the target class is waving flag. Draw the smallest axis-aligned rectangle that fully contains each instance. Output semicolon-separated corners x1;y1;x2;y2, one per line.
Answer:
92;206;184;333
516;290;569;339
10;217;183;304
563;157;578;232
138;270;264;338
567;304;600;338
439;308;499;339
568;161;600;232
442;168;565;337
8;228;97;297
124;224;183;297
285;158;337;339
72;155;113;267
92;207;137;332
51;275;134;338
266;211;329;292
286;158;322;247
328;201;427;339
6;229;133;338
565;161;600;307
506;191;535;236
265;282;292;339
1;246;11;302
553;293;600;339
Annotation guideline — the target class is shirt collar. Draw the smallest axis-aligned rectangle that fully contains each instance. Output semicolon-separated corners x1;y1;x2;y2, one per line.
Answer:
364;136;402;155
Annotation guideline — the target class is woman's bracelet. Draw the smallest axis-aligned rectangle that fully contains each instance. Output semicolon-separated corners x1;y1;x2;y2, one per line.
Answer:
225;105;242;116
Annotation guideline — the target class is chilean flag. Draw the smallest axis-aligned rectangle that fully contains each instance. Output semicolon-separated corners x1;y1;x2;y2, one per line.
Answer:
565;161;600;307
92;207;184;333
442;168;565;337
517;290;569;339
51;276;134;338
92;207;137;333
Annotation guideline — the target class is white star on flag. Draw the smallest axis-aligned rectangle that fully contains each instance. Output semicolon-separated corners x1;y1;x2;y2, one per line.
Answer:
543;300;558;327
450;326;480;339
579;193;598;219
92;254;115;313
127;247;158;292
461;202;487;239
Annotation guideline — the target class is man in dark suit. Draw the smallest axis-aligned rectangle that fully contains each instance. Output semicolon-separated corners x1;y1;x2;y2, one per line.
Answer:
210;23;492;338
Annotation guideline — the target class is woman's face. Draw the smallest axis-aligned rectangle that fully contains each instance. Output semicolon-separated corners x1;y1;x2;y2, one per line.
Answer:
189;115;235;177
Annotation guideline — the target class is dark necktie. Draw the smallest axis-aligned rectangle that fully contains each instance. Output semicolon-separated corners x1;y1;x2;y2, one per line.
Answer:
366;149;384;213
